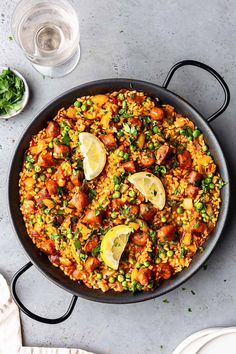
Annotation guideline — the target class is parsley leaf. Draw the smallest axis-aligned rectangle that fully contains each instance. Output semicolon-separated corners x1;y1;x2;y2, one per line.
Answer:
0;68;25;115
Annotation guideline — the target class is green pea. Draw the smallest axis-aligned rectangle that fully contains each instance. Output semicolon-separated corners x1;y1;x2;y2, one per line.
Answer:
167;250;174;257
209;183;215;189
33;173;38;180
86;99;93;105
193;129;201;138
196;202;204;211
119;150;124;157
152;126;160;134
122;281;128;288
161;216;167;222
34;165;41;172
154;142;161;148
207;173;213;178
159;252;166;260
48;141;53;149
118;93;124;100
47;167;53;173
44;208;51;214
81;104;87;111
177;207;184;214
202;145;208;151
146;130;152;137
148;142;154;150
96;273;102;280
78;264;83;270
128;190;136;197
135;262;141;269
205;178;211;184
117;274;125;282
34;187;39;193
125;273;131;279
119;269;125;275
74;101;81;107
53;137;59;142
67;233;73;239
109;276;115;283
188;136;193;141
112;191;121;199
144;261;150;267
115;184;121;191
40;174;46;181
123;152;129;160
155;258;161;264
136;283;143;291
111;211;117;219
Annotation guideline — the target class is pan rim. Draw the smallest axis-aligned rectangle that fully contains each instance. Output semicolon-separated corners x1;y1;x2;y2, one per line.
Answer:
8;78;230;304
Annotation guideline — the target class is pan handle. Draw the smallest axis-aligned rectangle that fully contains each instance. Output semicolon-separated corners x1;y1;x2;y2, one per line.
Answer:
162;60;230;122
10;262;78;324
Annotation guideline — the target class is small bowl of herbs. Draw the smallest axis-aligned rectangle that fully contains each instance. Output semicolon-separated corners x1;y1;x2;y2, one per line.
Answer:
0;67;29;119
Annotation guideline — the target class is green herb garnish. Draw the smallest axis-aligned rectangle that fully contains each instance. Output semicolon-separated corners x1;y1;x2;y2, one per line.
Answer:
0;68;25;115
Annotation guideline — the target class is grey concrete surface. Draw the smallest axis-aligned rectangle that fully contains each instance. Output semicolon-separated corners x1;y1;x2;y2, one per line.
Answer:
0;0;236;353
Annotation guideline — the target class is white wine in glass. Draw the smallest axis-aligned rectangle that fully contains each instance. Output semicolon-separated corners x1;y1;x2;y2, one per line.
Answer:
11;0;80;77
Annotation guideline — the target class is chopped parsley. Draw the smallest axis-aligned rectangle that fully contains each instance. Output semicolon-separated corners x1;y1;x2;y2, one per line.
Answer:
0;68;25;115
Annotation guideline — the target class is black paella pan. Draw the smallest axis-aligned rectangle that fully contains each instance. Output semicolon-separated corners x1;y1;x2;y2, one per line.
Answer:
8;60;230;323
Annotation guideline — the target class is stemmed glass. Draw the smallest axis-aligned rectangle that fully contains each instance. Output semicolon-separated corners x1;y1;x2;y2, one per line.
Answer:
11;0;80;77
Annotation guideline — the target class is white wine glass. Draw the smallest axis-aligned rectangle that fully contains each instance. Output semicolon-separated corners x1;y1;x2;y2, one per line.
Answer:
11;0;80;78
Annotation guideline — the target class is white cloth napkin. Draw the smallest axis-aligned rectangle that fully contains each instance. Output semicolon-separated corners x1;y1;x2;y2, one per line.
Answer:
0;274;95;354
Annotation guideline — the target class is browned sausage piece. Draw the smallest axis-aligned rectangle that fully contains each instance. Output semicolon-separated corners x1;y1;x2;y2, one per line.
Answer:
185;185;199;198
156;145;171;165
84;235;99;253
84;256;100;272
37;152;54;167
136;268;152;286
46;180;57;195
177;150;192;169
128;117;142;128
122;161;136;173
35;187;50;207
69;191;89;212
82;210;102;227
150;107;165;121
157;225;176;242
188;170;202;185
131;231;148;246
139;153;156;167
48;253;61;266
53;142;70;159
157;262;173;279
39;239;56;255
46;121;60;138
100;133;117;149
191;221;207;235
70;173;82;187
127;205;139;218
139;203;156;222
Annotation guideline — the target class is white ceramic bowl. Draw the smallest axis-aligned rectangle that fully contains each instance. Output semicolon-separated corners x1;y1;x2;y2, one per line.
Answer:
0;66;29;119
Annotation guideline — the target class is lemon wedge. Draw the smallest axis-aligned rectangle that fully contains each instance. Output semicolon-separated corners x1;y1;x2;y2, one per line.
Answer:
79;132;106;180
128;172;166;210
100;225;133;270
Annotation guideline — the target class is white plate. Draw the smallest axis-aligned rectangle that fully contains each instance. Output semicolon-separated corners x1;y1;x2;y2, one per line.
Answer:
199;332;236;353
0;66;29;119
173;328;223;354
174;327;236;354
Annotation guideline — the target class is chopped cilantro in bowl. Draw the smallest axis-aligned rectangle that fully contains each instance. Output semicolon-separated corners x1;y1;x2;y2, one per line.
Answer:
0;67;29;118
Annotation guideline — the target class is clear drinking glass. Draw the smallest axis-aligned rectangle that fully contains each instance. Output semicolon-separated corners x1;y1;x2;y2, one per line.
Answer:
11;0;80;78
